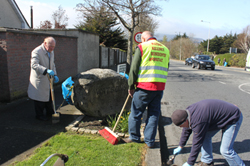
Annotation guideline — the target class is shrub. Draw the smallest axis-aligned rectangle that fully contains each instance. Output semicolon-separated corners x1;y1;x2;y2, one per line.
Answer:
214;53;246;67
229;54;246;67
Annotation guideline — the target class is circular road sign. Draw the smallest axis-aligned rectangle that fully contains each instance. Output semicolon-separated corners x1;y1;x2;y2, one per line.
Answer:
134;32;142;43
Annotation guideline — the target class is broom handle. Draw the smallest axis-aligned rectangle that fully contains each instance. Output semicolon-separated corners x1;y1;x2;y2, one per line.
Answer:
112;94;130;132
47;74;56;113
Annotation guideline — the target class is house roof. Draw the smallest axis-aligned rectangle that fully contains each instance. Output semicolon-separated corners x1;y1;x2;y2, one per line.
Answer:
8;0;30;29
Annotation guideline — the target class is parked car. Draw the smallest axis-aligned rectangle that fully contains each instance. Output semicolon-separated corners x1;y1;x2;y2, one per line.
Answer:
192;54;215;70
185;58;193;65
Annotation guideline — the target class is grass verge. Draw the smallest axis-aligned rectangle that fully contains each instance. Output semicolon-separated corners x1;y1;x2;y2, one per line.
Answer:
13;132;146;166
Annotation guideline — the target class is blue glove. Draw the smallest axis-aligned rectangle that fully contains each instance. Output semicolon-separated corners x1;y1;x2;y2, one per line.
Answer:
54;76;59;83
173;146;182;155
182;162;192;166
47;69;54;76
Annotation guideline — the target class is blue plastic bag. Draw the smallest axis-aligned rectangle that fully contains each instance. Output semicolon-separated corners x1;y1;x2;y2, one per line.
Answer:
119;72;129;79
224;62;227;67
61;77;74;105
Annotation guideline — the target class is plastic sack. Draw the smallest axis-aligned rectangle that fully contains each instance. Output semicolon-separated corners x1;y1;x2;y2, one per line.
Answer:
224;62;227;67
119;72;129;79
61;77;74;105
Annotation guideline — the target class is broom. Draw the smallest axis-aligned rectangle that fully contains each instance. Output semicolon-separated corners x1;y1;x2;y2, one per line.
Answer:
99;94;130;145
47;74;60;124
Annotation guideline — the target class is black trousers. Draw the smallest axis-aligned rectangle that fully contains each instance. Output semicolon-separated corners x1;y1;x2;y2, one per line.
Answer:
33;96;54;118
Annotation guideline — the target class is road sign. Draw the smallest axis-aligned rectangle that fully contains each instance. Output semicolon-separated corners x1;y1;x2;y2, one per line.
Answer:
117;63;126;73
134;32;142;43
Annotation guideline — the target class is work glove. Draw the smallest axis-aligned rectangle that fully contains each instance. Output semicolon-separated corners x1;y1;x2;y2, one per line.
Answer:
182;162;192;166
54;76;59;83
173;146;182;155
47;69;54;76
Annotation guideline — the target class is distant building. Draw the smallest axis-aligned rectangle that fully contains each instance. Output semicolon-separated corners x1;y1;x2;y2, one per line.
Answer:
0;0;30;29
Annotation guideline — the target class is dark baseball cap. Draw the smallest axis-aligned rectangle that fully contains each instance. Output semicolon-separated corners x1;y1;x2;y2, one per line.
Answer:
171;109;188;126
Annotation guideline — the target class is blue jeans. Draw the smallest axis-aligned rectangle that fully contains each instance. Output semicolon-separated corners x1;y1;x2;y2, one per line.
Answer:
128;88;163;147
201;113;245;166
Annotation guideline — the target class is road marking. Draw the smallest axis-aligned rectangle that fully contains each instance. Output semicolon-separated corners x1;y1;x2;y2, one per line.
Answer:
239;83;250;95
219;81;226;84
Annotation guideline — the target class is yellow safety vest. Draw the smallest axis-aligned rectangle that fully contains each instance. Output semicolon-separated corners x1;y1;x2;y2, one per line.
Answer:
137;39;169;83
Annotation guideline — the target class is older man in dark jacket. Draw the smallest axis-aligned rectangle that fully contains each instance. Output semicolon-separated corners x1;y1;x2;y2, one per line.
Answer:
171;99;245;166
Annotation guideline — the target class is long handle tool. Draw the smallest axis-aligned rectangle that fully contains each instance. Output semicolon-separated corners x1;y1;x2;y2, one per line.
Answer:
47;74;60;124
99;94;130;145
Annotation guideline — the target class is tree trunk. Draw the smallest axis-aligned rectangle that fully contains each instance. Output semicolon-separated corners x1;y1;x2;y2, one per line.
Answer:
126;30;134;73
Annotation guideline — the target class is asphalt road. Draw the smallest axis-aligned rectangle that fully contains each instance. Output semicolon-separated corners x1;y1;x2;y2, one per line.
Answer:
161;60;250;166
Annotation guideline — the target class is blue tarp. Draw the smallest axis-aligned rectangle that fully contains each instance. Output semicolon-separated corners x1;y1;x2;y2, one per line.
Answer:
61;77;74;105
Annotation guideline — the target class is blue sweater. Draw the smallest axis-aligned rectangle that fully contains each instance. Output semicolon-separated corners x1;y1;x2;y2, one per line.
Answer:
179;99;241;165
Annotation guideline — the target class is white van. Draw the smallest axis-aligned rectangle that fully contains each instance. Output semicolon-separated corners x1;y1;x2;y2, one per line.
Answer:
246;49;250;71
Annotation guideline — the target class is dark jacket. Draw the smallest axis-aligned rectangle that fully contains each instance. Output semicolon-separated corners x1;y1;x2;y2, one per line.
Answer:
179;99;241;165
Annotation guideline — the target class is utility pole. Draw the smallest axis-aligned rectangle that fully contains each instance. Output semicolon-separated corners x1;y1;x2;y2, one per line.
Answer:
201;20;211;53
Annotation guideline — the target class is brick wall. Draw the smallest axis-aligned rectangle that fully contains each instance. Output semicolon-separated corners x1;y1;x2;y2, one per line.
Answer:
0;33;10;101
0;29;77;102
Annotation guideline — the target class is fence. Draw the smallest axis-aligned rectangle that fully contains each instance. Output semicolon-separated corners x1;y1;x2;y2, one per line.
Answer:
99;46;127;71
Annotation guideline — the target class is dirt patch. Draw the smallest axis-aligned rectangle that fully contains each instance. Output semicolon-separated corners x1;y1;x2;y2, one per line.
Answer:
77;116;108;130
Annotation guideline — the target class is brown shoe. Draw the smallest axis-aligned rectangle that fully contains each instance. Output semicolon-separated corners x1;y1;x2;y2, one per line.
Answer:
146;144;155;148
196;162;214;166
122;138;133;143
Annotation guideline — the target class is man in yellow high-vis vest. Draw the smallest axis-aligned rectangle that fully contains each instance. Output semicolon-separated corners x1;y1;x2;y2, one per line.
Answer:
123;31;170;148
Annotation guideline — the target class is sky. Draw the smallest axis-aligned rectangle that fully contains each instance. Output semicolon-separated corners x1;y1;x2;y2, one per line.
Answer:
16;0;250;40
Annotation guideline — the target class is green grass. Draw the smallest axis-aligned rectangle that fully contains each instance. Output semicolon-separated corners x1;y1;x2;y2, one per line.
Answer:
13;132;146;166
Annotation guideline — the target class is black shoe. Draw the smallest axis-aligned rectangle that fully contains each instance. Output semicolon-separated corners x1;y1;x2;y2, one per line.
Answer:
36;116;49;121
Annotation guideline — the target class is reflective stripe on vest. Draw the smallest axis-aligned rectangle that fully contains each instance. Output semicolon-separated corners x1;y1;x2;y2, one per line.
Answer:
137;40;169;83
138;74;168;79
139;66;169;72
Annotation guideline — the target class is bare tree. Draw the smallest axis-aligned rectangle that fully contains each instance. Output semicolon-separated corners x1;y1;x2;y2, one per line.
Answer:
76;0;167;68
162;35;168;45
165;38;197;60
39;20;53;29
132;14;159;52
134;15;159;34
234;25;250;53
52;6;69;29
181;38;198;59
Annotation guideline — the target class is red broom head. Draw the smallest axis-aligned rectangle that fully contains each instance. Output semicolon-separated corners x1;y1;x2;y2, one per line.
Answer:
99;127;119;145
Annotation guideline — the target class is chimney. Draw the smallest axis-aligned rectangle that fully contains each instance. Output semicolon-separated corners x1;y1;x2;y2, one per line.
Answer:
30;6;33;28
